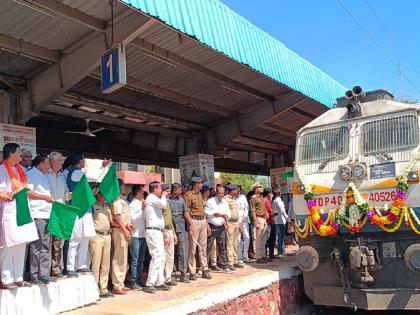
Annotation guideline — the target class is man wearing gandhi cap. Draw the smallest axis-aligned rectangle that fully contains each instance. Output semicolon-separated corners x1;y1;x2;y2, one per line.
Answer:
184;176;212;280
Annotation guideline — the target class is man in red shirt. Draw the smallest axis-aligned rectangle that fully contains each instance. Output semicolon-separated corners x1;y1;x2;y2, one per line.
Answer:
263;188;277;261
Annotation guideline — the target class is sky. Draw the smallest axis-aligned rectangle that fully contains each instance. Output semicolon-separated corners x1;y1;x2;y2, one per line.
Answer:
220;0;420;102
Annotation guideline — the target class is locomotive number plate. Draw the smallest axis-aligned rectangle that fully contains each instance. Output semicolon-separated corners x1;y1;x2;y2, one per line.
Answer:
382;242;396;258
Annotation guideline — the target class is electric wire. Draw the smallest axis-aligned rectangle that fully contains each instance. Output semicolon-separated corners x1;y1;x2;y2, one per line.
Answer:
364;0;420;80
335;0;420;96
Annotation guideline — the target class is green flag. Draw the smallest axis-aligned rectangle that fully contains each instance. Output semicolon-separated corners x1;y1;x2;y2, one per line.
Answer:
72;175;96;218
282;171;294;179
98;163;120;203
48;202;79;240
14;187;32;226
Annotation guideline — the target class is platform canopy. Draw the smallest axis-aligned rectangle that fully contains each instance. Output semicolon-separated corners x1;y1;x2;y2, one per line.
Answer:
0;0;346;174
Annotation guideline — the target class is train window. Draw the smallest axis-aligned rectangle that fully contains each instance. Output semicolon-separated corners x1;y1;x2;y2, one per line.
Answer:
361;114;419;154
299;126;349;163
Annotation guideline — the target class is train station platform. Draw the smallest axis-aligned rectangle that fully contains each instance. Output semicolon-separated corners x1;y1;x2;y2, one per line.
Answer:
65;245;301;315
0;274;99;315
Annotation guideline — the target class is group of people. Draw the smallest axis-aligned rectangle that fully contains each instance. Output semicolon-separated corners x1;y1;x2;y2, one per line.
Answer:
0;142;292;299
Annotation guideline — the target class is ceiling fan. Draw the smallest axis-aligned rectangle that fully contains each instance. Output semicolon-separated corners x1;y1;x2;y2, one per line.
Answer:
65;118;105;137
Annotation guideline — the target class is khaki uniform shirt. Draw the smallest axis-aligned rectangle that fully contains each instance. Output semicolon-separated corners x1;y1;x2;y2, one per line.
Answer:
185;191;205;217
251;195;267;217
111;196;132;226
224;194;239;222
163;205;175;233
92;203;112;233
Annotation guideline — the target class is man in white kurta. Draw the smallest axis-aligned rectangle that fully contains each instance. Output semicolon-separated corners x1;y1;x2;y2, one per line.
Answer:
236;187;250;263
0;144;38;289
66;154;96;277
143;182;170;294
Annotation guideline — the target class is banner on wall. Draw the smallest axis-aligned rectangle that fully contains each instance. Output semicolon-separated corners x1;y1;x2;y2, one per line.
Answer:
179;154;215;188
0;123;36;156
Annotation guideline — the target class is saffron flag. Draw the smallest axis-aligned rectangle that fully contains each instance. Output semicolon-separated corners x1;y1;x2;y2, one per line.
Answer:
72;175;96;218
14;187;32;226
98;163;120;203
48;202;79;240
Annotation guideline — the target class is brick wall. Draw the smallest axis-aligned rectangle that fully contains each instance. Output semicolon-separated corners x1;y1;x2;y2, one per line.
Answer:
192;276;303;315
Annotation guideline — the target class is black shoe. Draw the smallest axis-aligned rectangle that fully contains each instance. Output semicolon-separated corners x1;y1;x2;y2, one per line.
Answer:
143;286;157;294
130;283;142;291
15;281;32;287
165;281;177;287
210;265;222;272
41;276;57;283
33;278;48;285
202;270;212;279
257;258;267;264
51;272;65;279
100;291;115;298
189;274;197;281
228;265;236;271
76;268;93;274
234;262;244;268
156;284;171;291
66;270;79;278
265;257;273;262
179;275;191;283
171;275;177;283
138;282;146;287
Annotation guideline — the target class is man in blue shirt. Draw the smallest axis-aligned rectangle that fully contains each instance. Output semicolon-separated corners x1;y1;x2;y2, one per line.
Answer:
168;183;190;283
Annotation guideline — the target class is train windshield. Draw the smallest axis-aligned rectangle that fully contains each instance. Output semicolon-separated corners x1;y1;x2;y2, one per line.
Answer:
299;126;349;163
361;113;419;154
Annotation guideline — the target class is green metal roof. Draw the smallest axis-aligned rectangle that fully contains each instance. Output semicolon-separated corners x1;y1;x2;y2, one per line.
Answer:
122;0;347;108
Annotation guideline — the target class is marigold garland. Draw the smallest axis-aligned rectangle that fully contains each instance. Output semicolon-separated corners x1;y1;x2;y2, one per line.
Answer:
294;151;420;238
407;209;420;235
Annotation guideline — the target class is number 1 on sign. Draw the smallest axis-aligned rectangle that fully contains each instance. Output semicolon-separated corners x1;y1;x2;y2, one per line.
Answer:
106;54;113;83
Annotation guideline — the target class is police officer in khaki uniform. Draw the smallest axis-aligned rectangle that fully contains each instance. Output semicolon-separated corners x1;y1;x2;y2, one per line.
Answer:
90;188;114;298
224;184;244;270
184;177;212;280
250;183;268;263
111;179;134;294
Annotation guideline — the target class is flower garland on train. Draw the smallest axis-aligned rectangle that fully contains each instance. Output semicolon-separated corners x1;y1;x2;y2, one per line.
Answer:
294;152;420;238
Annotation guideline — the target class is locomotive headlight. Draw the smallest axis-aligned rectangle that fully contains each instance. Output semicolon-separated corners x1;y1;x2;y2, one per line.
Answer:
352;164;367;178
298;183;305;193
408;171;419;182
339;165;352;181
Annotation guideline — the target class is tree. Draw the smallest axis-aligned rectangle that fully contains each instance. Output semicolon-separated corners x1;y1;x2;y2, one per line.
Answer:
220;173;269;193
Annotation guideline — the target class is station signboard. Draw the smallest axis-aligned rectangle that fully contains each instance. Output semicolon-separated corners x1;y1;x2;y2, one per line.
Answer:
179;154;215;188
101;44;127;94
0;123;36;156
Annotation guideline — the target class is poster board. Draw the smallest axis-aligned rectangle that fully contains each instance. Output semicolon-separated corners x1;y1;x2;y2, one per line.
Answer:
179;154;215;188
0;123;36;156
270;166;294;193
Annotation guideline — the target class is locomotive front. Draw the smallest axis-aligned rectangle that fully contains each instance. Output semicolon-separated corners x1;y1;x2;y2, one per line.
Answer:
293;87;420;310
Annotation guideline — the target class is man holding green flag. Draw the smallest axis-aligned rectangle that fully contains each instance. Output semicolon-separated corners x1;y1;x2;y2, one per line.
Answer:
65;153;96;277
0;143;38;290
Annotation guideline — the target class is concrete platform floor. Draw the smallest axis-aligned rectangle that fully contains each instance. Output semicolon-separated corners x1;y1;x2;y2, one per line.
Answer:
65;245;299;315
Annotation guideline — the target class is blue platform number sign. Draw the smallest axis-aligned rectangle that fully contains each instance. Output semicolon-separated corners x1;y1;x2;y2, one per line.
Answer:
101;44;126;94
